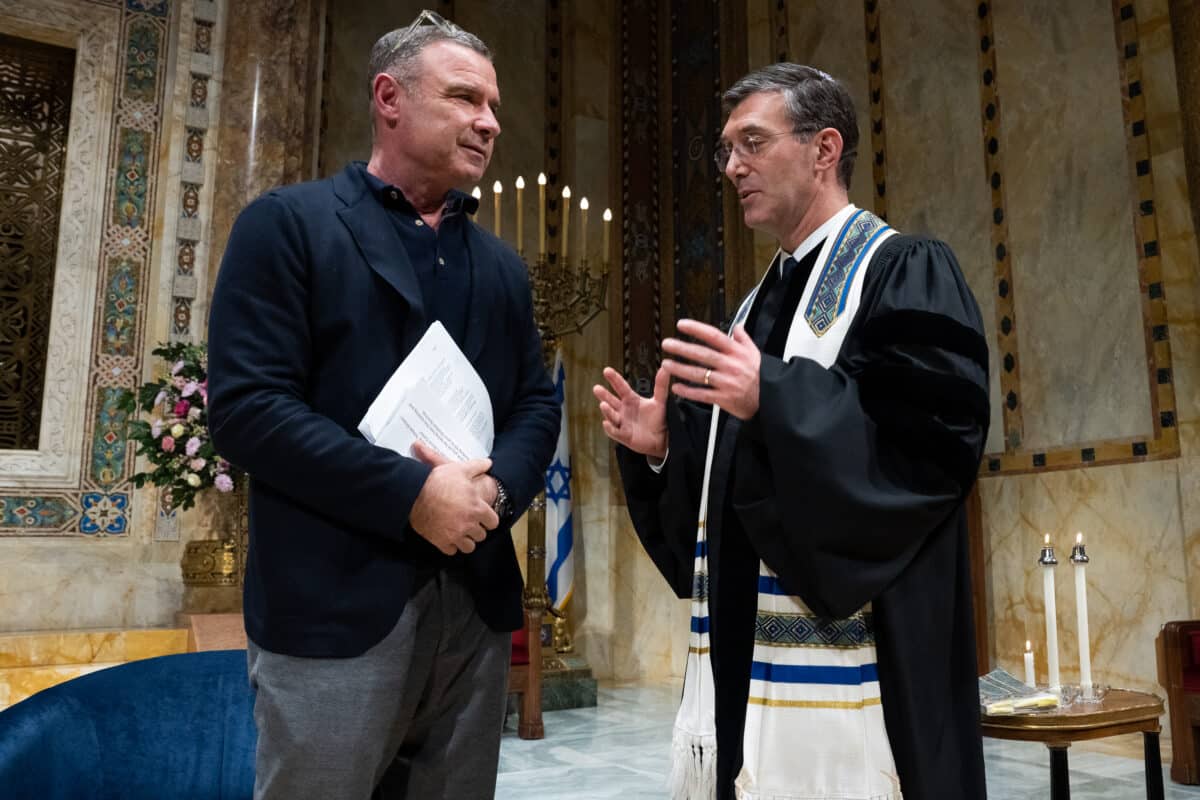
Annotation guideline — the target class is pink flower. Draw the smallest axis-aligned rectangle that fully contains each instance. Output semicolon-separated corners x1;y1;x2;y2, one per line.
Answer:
171;360;185;375
150;418;163;437
172;375;187;390
214;474;234;493
216;458;230;472
161;436;176;453
185;436;201;456
182;381;198;398
174;400;190;417
189;457;207;471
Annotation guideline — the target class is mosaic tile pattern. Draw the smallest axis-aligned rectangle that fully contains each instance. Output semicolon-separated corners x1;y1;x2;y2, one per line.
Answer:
124;18;160;101
0;497;78;531
90;387;131;487
101;257;140;356
113;128;149;228
0;1;176;536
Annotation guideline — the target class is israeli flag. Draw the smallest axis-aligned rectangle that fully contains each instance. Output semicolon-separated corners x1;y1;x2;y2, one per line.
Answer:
544;349;574;611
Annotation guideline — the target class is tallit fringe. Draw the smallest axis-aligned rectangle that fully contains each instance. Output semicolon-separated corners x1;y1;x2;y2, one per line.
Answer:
668;727;718;800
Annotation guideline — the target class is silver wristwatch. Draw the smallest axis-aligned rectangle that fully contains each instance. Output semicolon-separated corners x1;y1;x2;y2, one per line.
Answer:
491;477;511;519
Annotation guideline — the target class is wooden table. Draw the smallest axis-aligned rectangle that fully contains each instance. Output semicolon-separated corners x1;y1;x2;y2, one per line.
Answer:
981;689;1165;800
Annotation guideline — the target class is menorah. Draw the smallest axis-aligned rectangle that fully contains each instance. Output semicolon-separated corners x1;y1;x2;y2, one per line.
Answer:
472;173;610;657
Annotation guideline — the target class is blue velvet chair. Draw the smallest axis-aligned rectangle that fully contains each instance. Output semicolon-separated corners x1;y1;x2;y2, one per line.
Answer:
0;649;256;799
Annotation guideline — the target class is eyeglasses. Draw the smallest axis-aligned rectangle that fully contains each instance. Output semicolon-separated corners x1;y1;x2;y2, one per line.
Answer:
389;9;463;56
713;131;797;171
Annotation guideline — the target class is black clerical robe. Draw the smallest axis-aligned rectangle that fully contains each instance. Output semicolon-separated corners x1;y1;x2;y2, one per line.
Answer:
617;235;990;799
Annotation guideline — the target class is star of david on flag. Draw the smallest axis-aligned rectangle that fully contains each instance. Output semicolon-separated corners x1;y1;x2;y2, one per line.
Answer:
544;349;573;611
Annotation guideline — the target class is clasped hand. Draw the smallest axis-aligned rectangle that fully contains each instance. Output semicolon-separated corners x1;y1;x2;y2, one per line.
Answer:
594;318;761;459
408;441;499;556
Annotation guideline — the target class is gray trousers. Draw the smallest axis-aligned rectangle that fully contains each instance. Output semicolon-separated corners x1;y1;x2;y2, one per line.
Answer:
247;569;512;800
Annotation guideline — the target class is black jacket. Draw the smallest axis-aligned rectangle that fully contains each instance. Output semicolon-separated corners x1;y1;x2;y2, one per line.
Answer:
208;164;559;658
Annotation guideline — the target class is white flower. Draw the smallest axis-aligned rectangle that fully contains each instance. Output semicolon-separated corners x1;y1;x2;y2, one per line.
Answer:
170;424;185;439
171;360;185;375
187;406;202;421
182;381;198;398
150;418;163;437
185;473;202;487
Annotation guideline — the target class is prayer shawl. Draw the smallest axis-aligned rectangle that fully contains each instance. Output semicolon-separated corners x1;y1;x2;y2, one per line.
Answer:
671;206;903;800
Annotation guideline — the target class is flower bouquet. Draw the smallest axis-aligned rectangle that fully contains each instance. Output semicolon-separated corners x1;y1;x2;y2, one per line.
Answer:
119;342;237;510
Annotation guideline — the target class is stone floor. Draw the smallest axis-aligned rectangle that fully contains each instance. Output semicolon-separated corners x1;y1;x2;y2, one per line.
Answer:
498;682;1200;799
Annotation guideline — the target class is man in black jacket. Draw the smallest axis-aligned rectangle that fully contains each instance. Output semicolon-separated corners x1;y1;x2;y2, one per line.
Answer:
208;12;558;799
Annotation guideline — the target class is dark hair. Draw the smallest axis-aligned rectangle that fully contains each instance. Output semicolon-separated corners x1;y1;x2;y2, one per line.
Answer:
366;18;491;120
722;63;858;188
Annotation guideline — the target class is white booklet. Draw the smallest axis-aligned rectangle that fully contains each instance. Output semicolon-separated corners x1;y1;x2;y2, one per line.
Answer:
357;321;493;462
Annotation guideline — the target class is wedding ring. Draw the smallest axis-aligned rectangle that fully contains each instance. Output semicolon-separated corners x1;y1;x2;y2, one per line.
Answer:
704;368;712;386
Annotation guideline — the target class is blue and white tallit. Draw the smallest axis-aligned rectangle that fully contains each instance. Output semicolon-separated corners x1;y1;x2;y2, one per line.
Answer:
671;205;903;800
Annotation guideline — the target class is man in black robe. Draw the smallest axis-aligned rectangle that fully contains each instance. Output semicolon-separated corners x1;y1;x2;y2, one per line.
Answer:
595;64;990;798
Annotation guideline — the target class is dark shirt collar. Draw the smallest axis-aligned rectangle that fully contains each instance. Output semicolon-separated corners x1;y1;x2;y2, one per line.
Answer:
355;161;479;216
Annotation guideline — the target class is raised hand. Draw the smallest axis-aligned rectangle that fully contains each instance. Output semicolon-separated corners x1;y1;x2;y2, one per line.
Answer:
593;366;669;460
408;441;499;555
662;319;761;421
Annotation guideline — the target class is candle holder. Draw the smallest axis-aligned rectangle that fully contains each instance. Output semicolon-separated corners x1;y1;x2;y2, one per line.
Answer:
521;255;608;657
528;256;609;356
494;176;611;659
1038;542;1058;567
1069;539;1089;565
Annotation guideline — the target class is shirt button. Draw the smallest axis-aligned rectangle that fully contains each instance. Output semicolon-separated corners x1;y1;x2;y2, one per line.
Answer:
415;219;424;227
388;190;398;201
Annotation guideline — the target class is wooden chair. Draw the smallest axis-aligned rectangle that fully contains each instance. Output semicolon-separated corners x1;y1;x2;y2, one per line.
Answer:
1156;620;1200;784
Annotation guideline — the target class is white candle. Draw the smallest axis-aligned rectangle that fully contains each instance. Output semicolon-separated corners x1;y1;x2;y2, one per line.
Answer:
579;197;589;261
492;180;503;237
1024;640;1036;687
1039;533;1061;692
1071;532;1092;697
515;176;525;256
561;186;572;265
602;208;612;267
537;173;547;257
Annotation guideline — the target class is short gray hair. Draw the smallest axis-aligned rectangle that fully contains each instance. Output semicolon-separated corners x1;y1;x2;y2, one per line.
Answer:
722;64;858;189
366;17;492;120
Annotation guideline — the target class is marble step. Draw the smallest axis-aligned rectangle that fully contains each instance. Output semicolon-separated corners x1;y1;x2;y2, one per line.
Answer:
0;628;190;711
0;628;189;669
0;662;123;709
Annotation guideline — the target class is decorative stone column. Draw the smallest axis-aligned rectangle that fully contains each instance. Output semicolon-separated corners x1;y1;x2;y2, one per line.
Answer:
187;0;325;613
206;0;325;293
